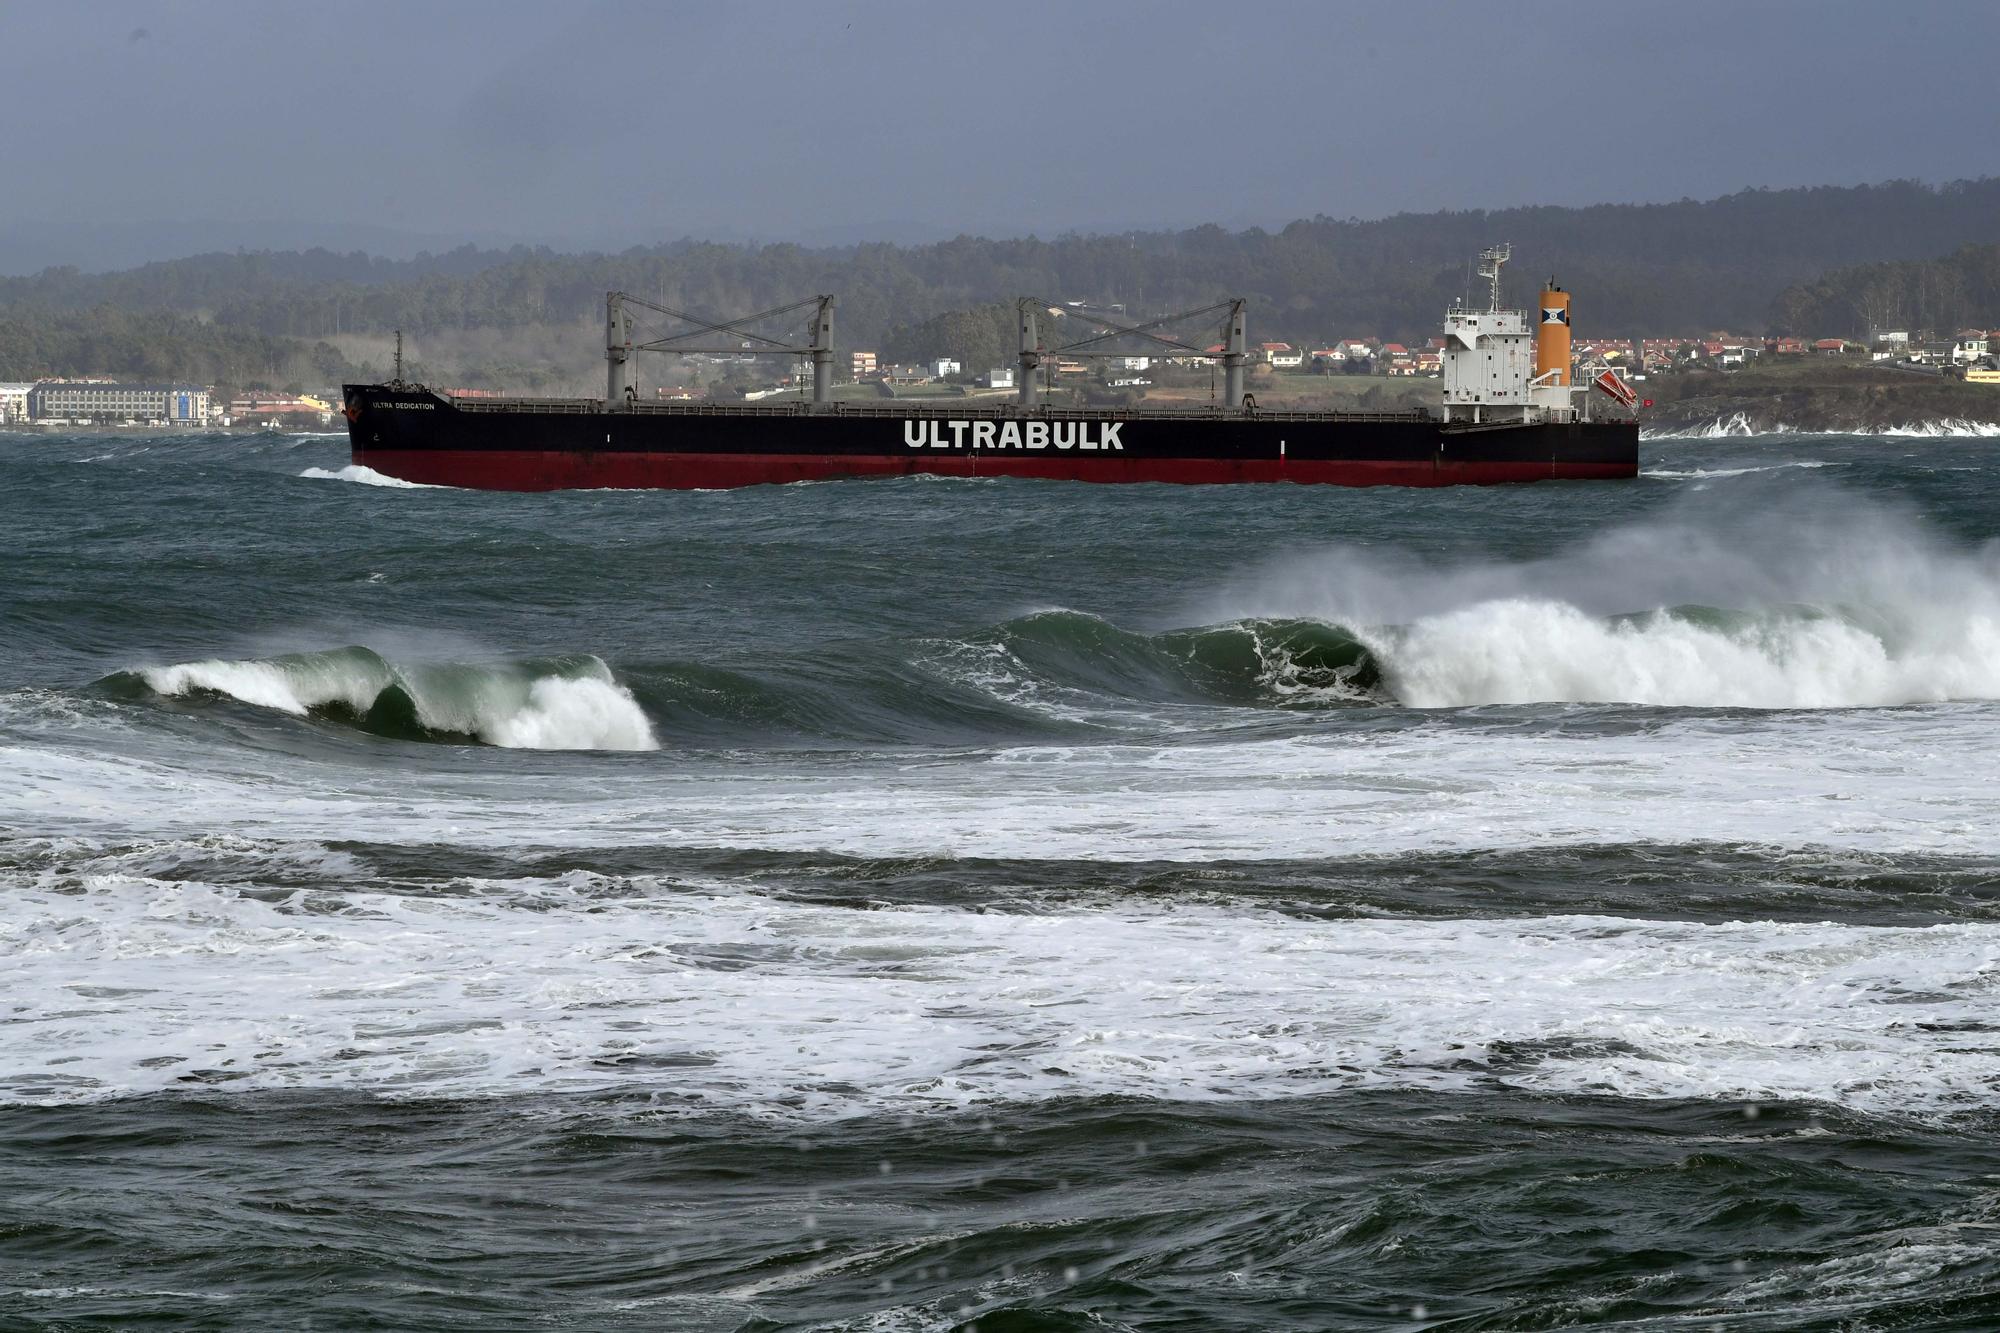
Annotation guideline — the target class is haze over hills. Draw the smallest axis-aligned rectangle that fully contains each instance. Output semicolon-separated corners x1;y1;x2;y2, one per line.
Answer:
3;179;1998;391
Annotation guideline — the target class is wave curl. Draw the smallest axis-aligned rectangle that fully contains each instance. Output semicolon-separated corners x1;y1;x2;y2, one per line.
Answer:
111;647;657;750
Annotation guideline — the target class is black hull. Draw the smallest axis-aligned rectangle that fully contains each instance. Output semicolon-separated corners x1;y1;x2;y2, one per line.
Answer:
342;385;1639;490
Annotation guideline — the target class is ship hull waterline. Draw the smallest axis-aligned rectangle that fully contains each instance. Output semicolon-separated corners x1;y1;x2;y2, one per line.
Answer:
343;386;1640;492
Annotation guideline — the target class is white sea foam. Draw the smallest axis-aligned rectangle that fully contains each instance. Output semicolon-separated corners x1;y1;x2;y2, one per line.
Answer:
1200;486;2000;710
5;868;2000;1119
299;464;437;488
1357;599;2000;709
481;675;658;750
8;698;1999;862
1644;411;1784;440
1645;414;2000;440
1643;461;1835;479
135;648;656;751
1883;419;2000;438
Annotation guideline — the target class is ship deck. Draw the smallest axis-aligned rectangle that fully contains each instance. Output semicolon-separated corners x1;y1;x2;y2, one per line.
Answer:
442;394;1430;425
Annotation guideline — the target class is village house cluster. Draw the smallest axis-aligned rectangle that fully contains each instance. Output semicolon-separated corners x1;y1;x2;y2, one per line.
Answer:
1255;325;2000;380
1591;327;2000;375
824;325;2000;396
0;379;339;428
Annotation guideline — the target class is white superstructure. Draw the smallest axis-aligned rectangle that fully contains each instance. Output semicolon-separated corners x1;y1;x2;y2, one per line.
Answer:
1440;245;1618;425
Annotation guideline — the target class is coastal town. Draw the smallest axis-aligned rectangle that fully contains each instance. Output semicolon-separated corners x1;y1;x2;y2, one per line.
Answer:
823;320;2000;397
0;380;337;428
3;318;1995;428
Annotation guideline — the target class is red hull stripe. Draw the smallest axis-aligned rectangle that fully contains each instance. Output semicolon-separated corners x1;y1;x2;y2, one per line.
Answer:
354;450;1638;492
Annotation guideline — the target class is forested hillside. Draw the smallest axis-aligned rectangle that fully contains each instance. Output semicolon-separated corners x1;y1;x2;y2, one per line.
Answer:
1772;242;2000;338
0;309;363;389
4;179;1998;384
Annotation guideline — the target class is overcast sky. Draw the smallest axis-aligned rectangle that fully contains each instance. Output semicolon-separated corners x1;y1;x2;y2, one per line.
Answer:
3;0;1997;270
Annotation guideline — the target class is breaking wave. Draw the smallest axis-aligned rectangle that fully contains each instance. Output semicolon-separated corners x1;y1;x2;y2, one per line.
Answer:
1882;418;2000;438
1646;413;2000;440
1354;600;2000;708
1644;411;1785;439
1198;487;2000;710
936;601;2000;715
111;648;657;750
81;490;2000;752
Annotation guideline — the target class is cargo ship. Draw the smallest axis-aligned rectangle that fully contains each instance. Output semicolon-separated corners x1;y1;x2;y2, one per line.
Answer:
342;246;1639;491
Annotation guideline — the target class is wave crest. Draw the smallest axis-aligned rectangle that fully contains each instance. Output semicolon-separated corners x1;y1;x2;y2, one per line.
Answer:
1361;599;2000;708
116;647;657;750
952;600;2000;715
1203;488;2000;710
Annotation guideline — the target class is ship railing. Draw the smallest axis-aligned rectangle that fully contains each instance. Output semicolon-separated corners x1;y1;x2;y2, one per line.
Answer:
445;395;1428;425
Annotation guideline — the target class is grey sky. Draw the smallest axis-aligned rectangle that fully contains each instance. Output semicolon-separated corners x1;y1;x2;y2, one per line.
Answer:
3;0;1997;269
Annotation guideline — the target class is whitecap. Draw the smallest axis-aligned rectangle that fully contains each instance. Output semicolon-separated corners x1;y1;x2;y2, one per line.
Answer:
299;464;437;488
135;647;656;751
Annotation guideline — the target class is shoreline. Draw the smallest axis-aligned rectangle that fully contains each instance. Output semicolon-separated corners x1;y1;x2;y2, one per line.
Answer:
0;424;335;437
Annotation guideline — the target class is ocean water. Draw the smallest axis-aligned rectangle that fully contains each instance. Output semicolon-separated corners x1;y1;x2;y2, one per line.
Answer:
4;430;2000;1330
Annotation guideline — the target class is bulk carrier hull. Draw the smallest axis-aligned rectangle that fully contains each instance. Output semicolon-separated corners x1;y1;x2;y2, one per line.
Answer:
342;385;1639;491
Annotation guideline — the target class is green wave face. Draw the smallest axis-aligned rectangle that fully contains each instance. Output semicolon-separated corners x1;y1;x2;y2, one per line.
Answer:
85;587;2000;752
104;648;657;751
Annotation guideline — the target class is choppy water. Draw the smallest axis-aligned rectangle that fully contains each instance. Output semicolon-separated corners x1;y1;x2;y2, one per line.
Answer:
5;430;2000;1329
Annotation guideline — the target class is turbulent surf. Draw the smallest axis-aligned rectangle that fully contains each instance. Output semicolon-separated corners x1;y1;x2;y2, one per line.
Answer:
6;428;2000;1329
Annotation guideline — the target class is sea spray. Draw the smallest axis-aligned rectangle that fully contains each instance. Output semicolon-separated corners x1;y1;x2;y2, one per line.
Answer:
1194;478;2000;707
1358;599;2000;708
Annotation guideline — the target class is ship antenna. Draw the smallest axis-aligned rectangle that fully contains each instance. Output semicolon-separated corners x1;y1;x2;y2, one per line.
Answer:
393;330;404;384
1477;244;1511;314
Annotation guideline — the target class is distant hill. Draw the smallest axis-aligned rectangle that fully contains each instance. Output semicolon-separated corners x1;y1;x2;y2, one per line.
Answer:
4;180;1999;383
1773;242;2000;338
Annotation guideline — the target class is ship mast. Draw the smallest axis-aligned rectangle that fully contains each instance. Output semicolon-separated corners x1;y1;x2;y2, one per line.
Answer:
1477;244;1511;313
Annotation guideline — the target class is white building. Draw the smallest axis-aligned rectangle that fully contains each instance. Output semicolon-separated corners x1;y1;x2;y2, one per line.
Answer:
0;383;31;424
28;381;212;425
931;358;962;378
983;368;1015;389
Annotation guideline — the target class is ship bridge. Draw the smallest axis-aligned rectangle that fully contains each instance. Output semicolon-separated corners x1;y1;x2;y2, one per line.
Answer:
1441;244;1617;427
